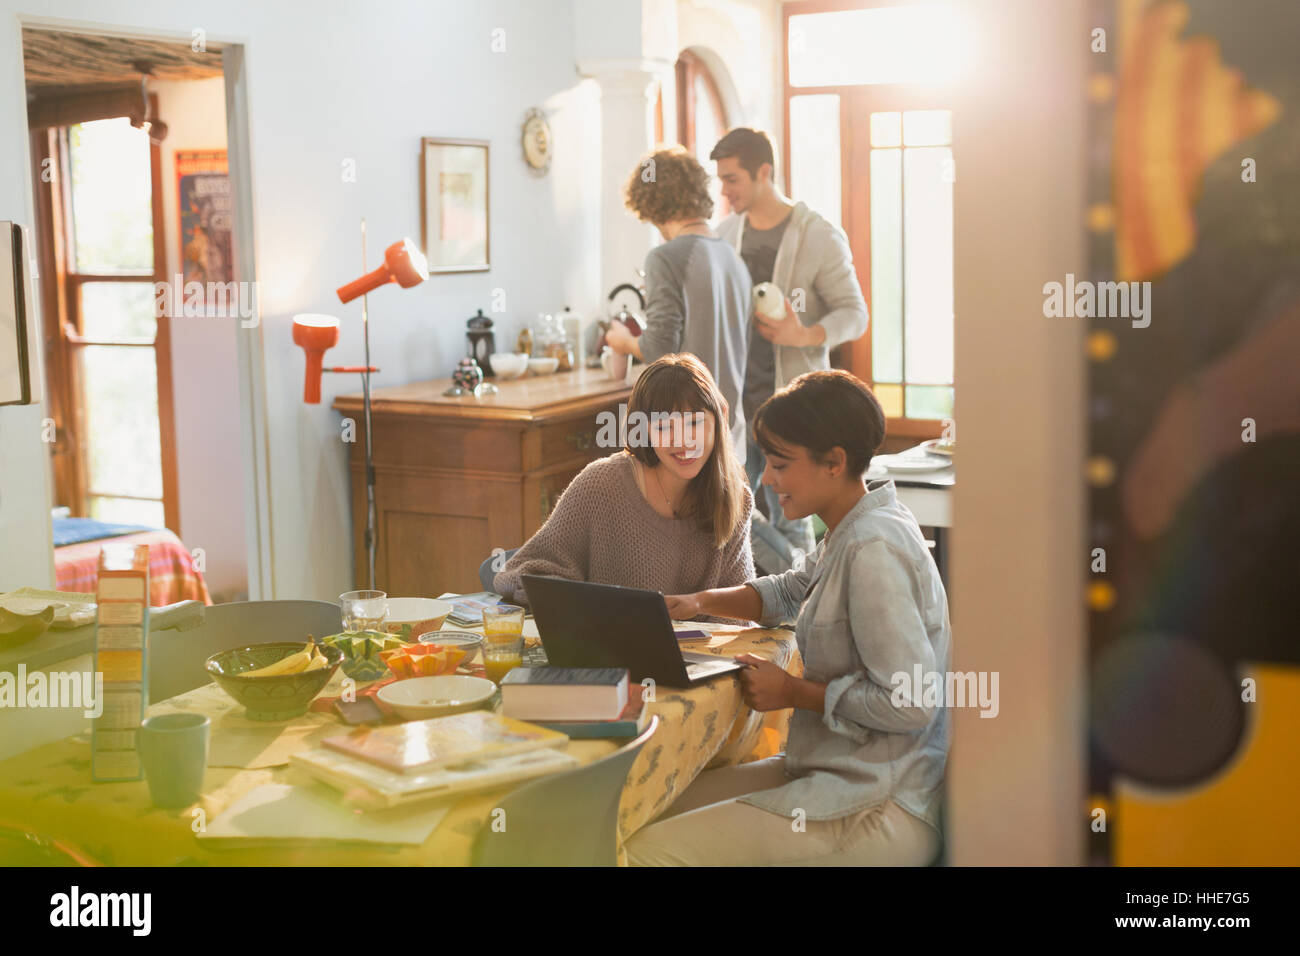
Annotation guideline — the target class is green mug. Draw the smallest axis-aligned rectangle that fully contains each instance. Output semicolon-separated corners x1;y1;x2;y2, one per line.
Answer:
137;713;209;809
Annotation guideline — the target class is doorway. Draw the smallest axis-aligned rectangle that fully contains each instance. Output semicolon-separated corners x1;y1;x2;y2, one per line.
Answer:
21;24;268;604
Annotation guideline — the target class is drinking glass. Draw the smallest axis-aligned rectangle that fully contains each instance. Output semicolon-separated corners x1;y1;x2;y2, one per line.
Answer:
340;590;388;632
481;603;525;683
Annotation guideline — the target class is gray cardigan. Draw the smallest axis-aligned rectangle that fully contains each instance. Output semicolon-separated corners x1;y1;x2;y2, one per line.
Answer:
637;234;752;464
716;202;868;390
744;480;951;832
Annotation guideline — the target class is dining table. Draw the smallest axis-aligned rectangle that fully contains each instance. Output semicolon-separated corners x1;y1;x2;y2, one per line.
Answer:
0;623;800;866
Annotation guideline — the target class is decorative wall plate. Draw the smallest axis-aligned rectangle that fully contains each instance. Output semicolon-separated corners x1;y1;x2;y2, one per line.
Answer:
521;108;552;173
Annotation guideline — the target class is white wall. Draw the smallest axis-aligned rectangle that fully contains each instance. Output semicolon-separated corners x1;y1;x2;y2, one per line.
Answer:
948;0;1088;864
0;0;602;601
0;0;55;589
153;75;247;601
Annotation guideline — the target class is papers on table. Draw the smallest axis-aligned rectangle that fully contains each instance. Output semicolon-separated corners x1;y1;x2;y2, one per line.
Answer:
198;783;452;846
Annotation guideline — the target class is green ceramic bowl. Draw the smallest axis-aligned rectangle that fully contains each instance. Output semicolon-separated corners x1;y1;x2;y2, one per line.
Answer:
320;631;407;682
204;642;343;721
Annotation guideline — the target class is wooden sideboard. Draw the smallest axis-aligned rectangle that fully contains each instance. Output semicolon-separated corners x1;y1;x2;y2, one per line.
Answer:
333;368;633;595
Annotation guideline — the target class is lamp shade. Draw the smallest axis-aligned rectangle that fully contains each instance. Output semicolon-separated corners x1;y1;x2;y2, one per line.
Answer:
293;313;341;404
336;238;429;304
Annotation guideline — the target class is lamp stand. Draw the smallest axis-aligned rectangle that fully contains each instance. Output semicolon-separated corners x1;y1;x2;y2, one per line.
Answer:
360;218;377;590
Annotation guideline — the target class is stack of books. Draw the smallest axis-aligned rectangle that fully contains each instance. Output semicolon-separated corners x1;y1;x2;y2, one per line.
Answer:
92;544;150;782
437;591;505;627
291;711;576;808
500;667;649;739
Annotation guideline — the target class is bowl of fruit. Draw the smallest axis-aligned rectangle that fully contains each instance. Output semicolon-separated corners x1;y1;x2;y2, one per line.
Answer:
204;640;343;721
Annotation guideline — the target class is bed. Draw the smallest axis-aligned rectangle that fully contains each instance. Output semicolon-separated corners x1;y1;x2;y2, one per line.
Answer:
53;517;212;606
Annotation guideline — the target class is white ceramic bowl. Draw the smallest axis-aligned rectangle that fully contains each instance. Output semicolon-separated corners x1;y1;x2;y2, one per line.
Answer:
416;629;484;664
489;352;530;379
527;356;559;375
377;675;497;720
381;597;453;642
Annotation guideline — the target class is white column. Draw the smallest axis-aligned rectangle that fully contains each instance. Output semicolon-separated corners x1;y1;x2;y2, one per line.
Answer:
577;58;669;301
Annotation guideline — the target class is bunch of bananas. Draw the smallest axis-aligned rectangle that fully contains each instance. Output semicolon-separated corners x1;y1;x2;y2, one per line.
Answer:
241;641;329;677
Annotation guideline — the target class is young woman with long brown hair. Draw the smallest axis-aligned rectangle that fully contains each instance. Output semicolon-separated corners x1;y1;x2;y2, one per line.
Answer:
493;354;753;609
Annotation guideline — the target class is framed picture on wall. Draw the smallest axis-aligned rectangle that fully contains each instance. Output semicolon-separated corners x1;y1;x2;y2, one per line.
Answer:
420;137;489;273
176;150;233;302
0;222;41;406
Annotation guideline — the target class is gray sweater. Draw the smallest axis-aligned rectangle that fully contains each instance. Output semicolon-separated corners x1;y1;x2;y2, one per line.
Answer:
716;202;869;390
637;234;751;465
494;453;754;608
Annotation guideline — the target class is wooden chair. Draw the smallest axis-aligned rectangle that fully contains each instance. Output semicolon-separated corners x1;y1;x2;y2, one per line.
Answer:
471;715;659;866
147;600;343;703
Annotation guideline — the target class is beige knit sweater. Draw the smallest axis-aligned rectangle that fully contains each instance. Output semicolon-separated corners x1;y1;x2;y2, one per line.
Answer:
494;452;754;608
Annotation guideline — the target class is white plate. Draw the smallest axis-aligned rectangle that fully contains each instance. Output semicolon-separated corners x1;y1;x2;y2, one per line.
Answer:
377;675;496;721
919;438;955;457
873;454;954;474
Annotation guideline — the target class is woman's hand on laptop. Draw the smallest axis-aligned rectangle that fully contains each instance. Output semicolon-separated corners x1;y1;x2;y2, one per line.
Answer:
735;653;828;714
668;584;763;623
664;592;702;619
734;653;794;711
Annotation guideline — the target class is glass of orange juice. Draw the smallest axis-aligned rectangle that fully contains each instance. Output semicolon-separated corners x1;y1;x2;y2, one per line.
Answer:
481;604;525;683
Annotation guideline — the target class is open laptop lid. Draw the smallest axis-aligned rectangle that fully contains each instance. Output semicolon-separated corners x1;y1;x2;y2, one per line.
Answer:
522;575;699;686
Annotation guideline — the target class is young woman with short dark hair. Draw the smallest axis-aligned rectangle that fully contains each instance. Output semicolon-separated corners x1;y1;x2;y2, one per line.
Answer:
626;370;952;866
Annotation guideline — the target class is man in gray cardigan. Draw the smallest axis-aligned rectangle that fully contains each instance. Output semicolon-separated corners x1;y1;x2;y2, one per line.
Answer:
711;128;869;573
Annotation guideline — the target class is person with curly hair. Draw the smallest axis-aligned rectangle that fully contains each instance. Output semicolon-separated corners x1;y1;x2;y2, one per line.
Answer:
606;147;752;463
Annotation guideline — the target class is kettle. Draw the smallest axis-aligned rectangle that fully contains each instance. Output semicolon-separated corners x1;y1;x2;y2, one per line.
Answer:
607;280;645;334
587;277;646;365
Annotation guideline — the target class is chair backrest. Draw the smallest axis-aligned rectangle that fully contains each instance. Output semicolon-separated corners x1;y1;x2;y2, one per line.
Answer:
471;715;659;867
478;548;518;592
147;600;343;704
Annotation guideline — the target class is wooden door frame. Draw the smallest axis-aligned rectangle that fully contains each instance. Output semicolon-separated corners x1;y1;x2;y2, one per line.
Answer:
676;49;729;154
19;20;270;601
30;110;181;532
782;0;952;439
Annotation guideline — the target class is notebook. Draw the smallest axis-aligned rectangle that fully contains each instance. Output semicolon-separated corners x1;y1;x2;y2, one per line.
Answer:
321;710;569;774
291;746;580;809
198;783;452;846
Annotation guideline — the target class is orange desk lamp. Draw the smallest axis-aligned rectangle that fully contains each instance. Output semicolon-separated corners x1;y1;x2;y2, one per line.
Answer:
293;225;429;587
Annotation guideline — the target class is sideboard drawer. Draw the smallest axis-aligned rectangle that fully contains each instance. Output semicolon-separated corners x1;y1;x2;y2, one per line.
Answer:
362;417;524;473
536;403;622;467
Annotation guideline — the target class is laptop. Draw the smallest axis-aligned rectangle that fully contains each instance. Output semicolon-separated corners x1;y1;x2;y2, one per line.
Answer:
521;575;745;687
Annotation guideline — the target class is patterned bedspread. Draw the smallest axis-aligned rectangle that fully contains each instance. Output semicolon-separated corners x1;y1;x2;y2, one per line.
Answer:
54;529;212;606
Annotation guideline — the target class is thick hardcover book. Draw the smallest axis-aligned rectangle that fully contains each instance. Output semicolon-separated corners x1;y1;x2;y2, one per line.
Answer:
500;667;629;721
533;685;648;739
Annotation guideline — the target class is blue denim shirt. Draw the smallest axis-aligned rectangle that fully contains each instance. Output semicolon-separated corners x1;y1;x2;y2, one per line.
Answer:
742;480;951;832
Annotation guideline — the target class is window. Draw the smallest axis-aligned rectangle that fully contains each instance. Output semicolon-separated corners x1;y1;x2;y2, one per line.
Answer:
675;50;730;216
35;116;177;529
787;3;966;88
867;109;953;421
784;2;962;435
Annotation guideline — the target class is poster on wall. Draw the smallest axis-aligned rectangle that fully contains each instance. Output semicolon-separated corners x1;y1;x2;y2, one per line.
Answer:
420;138;489;273
176;149;233;313
1085;0;1300;865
